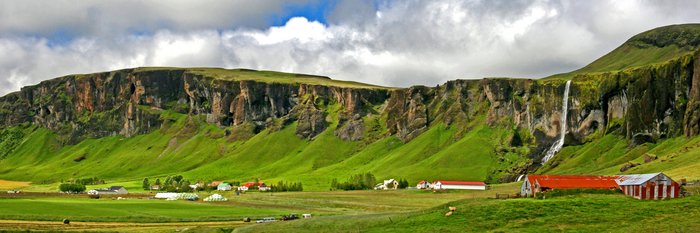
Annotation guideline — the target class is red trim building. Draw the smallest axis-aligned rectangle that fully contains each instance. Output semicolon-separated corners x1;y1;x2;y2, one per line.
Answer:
520;173;681;200
617;173;680;200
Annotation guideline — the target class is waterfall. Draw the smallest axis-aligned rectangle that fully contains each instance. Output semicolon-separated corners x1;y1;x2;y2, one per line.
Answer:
542;80;571;163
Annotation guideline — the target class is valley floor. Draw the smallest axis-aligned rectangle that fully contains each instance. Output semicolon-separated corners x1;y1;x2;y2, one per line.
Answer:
2;183;700;232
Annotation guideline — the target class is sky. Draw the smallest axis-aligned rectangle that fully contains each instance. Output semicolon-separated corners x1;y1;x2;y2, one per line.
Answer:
1;0;700;95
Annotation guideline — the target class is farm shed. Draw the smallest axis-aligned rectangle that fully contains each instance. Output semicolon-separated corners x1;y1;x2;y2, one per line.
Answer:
217;183;232;191
88;186;128;195
520;175;618;197
616;173;680;200
432;181;486;190
204;194;227;202
154;192;178;199
416;180;432;189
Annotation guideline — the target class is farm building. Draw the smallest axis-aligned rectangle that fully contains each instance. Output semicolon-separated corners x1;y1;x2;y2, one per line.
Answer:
432;181;486;190
238;182;265;191
154;192;198;200
154;192;178;199
209;181;224;187
217;183;232;191
374;179;399;190
87;186;128;195
520;175;619;197
416;180;432;189
616;173;680;200
204;194;227;202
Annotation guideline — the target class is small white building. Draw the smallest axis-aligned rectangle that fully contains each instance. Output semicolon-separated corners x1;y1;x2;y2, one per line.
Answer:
374;179;399;190
432;181;486;190
217;183;232;191
416;180;432;189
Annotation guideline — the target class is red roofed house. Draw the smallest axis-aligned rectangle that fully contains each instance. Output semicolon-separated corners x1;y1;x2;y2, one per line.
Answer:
237;182;265;191
432;180;487;190
416;180;432;189
520;175;619;197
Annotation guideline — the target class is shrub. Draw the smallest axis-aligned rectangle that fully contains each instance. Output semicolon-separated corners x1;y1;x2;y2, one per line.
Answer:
59;183;86;193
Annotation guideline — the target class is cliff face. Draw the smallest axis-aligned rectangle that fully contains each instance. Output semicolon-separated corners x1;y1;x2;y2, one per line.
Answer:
0;69;391;144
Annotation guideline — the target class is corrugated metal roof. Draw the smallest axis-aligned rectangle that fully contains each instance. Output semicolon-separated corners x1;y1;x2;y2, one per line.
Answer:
616;173;663;186
527;175;619;189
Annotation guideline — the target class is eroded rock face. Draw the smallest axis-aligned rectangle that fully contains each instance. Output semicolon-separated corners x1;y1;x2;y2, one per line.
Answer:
0;52;698;152
0;69;391;143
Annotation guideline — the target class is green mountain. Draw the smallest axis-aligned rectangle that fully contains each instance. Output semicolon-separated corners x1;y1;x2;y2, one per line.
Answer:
2;24;700;190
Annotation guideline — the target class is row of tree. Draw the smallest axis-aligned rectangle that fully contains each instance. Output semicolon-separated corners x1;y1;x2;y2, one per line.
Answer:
62;177;105;185
58;183;86;193
331;173;377;190
142;175;194;192
396;178;410;189
269;181;303;192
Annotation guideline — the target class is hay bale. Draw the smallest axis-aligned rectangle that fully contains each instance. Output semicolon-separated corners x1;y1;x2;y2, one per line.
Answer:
445;211;453;217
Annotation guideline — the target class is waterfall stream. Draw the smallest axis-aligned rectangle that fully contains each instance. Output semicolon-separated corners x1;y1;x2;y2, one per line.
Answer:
542;80;571;163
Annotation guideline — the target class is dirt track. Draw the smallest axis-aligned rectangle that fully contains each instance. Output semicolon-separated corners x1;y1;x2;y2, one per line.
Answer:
0;220;247;232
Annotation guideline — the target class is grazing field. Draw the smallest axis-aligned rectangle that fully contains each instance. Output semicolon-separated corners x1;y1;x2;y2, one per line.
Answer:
0;183;521;232
237;194;700;233
0;198;291;222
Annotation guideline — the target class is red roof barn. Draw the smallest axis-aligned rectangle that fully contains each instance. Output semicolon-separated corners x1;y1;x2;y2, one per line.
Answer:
520;175;619;197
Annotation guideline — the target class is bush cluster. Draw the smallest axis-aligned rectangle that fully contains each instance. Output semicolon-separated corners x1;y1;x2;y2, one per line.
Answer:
269;181;303;192
331;173;377;190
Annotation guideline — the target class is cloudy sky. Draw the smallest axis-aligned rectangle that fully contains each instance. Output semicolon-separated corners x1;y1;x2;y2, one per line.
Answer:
1;0;700;95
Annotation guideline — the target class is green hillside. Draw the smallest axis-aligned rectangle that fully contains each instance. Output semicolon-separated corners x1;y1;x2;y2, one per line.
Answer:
548;24;700;79
0;107;522;190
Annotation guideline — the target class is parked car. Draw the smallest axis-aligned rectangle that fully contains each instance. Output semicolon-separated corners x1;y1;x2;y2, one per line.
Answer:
282;213;299;221
256;217;276;223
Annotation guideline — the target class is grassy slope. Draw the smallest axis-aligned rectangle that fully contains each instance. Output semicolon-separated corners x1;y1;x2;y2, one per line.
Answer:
547;24;700;80
539;134;700;180
236;194;700;233
0;109;508;191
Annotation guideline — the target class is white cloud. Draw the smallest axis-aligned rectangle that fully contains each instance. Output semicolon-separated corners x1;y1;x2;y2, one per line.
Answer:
2;0;700;95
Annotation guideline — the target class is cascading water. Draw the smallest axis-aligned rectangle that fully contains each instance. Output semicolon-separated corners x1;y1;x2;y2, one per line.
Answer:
542;80;571;163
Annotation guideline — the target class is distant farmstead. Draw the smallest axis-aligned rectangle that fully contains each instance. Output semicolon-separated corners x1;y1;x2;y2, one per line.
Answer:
432;181;486;190
238;182;266;191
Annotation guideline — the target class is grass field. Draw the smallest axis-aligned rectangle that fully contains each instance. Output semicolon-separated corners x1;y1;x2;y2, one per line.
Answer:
0;179;29;190
236;194;700;233
0;183;521;232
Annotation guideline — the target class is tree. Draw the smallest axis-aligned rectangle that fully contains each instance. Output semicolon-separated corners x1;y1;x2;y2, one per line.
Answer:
142;178;150;190
155;178;161;186
252;178;260;190
59;183;86;193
